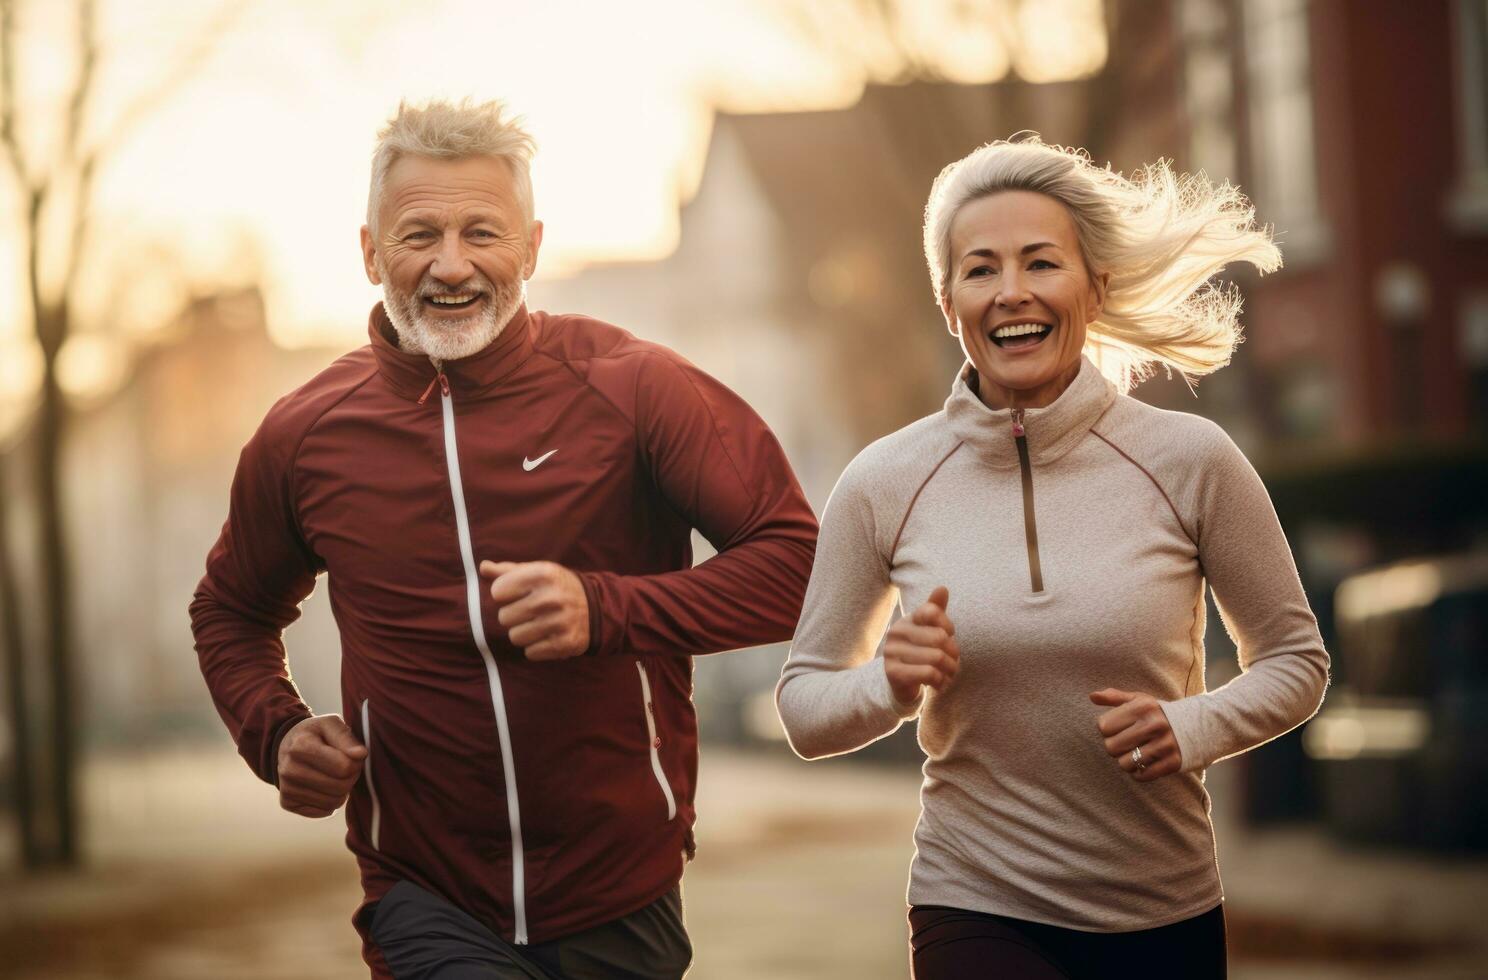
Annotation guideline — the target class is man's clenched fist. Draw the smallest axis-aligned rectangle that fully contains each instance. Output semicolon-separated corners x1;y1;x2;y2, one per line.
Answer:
480;560;591;661
276;715;367;818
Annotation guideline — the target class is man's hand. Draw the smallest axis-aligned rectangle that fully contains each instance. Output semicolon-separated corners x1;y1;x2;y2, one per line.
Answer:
276;715;367;818
480;560;591;661
1091;688;1183;782
883;586;960;706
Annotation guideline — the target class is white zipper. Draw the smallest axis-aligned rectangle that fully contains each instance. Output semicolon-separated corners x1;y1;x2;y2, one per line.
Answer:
438;377;529;944
360;698;381;851
636;660;678;821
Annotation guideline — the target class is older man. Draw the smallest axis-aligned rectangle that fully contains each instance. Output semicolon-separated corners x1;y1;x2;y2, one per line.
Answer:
190;99;818;979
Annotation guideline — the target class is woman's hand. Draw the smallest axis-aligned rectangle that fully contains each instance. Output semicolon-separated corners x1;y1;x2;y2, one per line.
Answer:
1091;688;1183;781
884;586;960;706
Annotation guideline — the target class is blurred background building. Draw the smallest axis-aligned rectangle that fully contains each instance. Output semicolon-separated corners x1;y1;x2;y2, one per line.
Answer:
1;0;1485;976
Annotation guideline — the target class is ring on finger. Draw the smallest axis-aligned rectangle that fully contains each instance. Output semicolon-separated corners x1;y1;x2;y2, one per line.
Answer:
1130;746;1147;772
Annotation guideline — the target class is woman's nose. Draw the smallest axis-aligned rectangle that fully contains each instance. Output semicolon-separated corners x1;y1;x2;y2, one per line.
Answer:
995;269;1032;308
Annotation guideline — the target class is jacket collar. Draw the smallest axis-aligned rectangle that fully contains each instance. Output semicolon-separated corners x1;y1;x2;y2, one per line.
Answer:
368;301;536;402
944;354;1117;469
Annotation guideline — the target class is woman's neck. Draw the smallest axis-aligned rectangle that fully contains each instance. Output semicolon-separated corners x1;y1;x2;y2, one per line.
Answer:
972;359;1081;411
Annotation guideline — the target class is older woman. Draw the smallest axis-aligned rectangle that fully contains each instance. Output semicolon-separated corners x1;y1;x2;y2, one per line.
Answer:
776;137;1330;979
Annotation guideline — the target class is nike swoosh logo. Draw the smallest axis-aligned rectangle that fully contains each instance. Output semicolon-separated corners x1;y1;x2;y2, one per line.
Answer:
522;450;558;472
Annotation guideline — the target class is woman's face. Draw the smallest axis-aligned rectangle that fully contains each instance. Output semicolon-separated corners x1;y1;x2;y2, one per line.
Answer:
941;190;1107;409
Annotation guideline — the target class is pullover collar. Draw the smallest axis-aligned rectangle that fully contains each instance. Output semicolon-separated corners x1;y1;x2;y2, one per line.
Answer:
369;301;536;401
944;354;1117;469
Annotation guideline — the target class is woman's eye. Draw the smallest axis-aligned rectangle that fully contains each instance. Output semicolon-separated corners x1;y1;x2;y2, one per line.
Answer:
1030;259;1057;270
967;266;995;278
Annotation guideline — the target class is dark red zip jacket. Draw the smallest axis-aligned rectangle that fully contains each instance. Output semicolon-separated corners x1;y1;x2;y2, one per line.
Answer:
190;303;817;968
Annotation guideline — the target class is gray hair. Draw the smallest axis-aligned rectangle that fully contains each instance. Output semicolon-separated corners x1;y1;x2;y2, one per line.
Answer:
367;98;537;233
923;135;1282;391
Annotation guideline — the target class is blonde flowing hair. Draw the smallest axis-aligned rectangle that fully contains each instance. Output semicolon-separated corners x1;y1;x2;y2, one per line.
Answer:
923;135;1281;392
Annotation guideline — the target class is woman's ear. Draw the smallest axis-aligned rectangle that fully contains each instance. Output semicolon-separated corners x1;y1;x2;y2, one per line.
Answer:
1088;271;1110;321
941;294;959;337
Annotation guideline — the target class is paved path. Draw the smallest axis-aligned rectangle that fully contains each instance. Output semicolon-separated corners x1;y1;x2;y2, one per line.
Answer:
1;742;1484;978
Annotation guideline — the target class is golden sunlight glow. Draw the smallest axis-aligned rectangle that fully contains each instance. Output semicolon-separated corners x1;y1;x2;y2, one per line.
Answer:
57;332;130;407
1014;0;1109;84
898;1;1015;84
0;341;43;444
1303;701;1432;760
2;0;1110;361
1335;562;1443;622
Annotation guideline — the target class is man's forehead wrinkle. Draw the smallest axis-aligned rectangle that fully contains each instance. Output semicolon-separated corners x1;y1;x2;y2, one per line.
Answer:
386;195;522;231
393;201;511;222
388;185;513;211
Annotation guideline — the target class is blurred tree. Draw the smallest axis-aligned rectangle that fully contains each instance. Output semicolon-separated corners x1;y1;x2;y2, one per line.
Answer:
783;0;1018;84
0;0;242;870
0;451;35;867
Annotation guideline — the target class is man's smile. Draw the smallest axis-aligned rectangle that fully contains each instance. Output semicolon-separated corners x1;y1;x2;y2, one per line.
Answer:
423;293;483;313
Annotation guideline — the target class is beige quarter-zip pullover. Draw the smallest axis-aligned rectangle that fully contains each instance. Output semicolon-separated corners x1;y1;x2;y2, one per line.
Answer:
777;354;1329;931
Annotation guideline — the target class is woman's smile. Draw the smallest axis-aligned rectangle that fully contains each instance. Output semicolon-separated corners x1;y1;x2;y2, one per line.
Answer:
989;320;1056;351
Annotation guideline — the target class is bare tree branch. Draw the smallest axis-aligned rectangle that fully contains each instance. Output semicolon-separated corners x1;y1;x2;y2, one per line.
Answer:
59;153;95;314
58;0;99;318
0;0;31;186
82;0;247;164
63;0;245;316
61;0;97;164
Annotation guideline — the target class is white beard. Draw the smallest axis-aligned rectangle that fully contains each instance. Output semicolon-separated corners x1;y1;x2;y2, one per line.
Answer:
379;261;526;363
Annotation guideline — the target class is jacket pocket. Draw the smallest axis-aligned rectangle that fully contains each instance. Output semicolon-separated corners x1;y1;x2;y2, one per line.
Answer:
635;661;678;821
360;698;383;851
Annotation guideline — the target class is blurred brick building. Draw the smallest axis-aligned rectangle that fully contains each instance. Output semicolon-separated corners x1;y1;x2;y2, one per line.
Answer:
540;0;1488;783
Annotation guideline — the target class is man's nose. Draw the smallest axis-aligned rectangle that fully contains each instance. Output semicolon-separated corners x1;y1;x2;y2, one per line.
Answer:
429;232;474;285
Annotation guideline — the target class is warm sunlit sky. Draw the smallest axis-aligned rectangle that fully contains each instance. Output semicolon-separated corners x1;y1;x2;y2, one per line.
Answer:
0;0;1105;411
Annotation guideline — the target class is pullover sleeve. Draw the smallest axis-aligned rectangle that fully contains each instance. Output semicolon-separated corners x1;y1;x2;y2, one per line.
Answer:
575;353;818;657
189;413;319;786
1160;428;1331;773
775;454;921;760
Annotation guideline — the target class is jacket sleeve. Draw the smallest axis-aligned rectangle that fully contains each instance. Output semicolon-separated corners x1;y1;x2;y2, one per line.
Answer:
189;413;320;785
775;454;919;760
575;353;818;657
1160;428;1331;772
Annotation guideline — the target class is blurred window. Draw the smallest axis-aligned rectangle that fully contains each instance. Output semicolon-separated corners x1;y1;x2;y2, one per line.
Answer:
1180;0;1238;182
1451;0;1488;229
1432;589;1488;693
1461;292;1488;429
1243;0;1330;265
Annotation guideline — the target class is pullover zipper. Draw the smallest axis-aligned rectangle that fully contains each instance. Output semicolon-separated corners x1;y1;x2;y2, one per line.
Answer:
434;370;530;944
1011;409;1045;594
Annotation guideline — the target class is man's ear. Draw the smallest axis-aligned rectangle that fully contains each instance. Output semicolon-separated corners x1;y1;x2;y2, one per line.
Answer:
522;220;544;280
361;225;381;286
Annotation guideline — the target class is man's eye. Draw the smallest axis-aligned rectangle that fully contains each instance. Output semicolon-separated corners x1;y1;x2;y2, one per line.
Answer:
404;231;435;242
470;229;497;239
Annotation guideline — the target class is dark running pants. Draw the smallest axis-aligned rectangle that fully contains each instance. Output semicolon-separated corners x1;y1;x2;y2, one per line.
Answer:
909;903;1226;979
369;879;692;980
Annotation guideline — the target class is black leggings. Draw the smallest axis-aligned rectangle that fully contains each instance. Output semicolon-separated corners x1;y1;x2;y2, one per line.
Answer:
909;903;1226;980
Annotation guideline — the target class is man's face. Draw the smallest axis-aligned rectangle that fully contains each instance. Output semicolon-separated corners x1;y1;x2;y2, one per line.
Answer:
361;154;543;361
